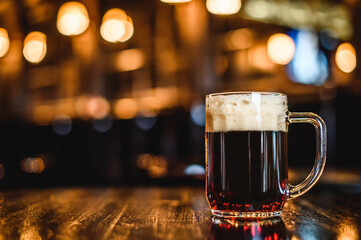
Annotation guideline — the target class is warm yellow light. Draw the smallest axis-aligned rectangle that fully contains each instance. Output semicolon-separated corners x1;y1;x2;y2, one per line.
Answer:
136;153;168;178
267;33;295;65
119;16;134;42
337;222;358;240
57;1;90;36
206;0;241;15
86;96;110;119
0;28;10;58
21;157;45;173
226;28;253;50
335;42;356;73
23;31;47;63
138;96;161;117
100;9;134;43
248;45;274;71
101;19;125;43
114;98;138;119
33;104;53;125
114;48;145;71
160;0;192;3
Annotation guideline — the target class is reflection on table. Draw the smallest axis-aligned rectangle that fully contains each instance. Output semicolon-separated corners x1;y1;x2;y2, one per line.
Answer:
0;185;360;239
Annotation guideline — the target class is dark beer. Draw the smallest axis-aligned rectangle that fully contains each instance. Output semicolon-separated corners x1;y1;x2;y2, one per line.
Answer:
206;92;326;218
206;131;288;213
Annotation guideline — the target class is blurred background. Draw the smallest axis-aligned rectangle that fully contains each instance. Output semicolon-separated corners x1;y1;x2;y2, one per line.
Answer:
0;0;360;188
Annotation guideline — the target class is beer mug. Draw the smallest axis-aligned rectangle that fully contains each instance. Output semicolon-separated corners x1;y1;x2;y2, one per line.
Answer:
205;92;326;218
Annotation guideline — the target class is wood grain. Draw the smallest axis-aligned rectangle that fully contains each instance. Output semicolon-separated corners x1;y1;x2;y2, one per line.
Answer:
0;187;360;239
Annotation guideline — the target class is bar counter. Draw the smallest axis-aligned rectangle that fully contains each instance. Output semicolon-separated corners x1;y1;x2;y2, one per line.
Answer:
0;184;360;239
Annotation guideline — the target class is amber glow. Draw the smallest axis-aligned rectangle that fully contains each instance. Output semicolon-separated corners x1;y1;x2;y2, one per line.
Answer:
335;43;356;73
226;28;253;50
0;28;10;58
21;157;45;173
249;45;274;71
114;49;145;71
138;96;160;117
101;19;125;43
23;31;47;63
20;227;42;240
114;98;138;119
160;0;192;3
136;153;168;178
337;222;358;240
75;95;90;119
33;105;54;125
55;99;76;117
267;33;295;65
86;96;110;119
57;1;90;36
119;16;134;42
206;0;241;15
100;9;134;43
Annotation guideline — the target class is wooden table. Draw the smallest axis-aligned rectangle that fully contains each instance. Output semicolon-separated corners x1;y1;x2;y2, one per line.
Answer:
0;186;360;239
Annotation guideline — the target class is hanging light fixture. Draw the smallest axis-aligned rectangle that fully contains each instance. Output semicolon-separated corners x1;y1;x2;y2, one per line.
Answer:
57;1;90;36
100;8;134;43
23;31;47;63
0;28;10;58
206;0;241;15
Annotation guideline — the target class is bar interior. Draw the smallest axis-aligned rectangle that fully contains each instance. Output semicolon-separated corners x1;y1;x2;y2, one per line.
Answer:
0;0;360;239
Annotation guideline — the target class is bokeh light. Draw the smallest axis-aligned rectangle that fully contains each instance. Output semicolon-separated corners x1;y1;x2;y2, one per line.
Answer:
160;0;192;3
119;16;134;42
52;114;72;135
114;49;145;72
248;45;274;71
244;0;272;19
267;33;295;65
57;1;90;36
33;104;54;125
184;164;205;176
136;153;168;178
100;8;134;43
135;117;157;130
226;28;253;50
23;31;47;63
190;102;205;127
138;96;160;117
21;157;45;173
92;116;113;133
206;0;241;15
287;30;328;85
101;19;125;43
0;28;10;58
335;42;356;73
114;98;138;119
86;96;110;119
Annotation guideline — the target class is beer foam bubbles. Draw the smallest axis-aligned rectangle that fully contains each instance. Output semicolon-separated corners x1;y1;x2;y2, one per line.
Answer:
206;93;287;132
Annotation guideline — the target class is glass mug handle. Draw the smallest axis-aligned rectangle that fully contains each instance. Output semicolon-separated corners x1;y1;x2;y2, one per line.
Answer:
287;112;327;199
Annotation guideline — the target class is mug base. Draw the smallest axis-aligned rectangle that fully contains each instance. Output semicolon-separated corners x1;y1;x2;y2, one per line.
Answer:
211;209;281;219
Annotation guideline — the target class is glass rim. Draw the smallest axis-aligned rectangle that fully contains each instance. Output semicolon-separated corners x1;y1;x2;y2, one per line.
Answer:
206;91;286;98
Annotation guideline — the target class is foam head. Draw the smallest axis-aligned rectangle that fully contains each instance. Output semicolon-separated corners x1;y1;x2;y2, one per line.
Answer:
206;92;287;132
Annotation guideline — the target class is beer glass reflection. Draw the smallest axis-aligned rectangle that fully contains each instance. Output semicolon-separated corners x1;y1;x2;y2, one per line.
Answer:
209;217;288;240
